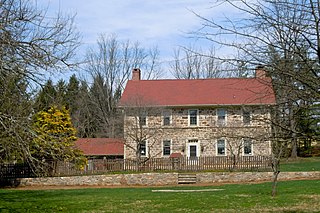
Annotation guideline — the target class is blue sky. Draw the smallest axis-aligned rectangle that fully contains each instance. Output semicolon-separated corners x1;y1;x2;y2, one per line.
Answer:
37;0;232;79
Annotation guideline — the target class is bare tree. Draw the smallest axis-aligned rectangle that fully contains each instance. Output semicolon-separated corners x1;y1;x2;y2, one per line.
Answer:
84;34;162;138
170;46;237;79
190;0;320;196
120;95;163;161
0;0;80;171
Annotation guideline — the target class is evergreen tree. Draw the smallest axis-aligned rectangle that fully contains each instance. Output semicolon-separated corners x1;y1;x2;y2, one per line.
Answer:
55;79;67;108
34;79;57;111
65;74;80;114
31;106;86;170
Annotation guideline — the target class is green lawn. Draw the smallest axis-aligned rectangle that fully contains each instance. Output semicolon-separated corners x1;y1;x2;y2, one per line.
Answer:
1;180;320;212
280;157;320;171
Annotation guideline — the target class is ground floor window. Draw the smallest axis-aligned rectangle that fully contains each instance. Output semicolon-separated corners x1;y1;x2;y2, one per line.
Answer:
243;138;253;155
163;140;171;156
139;140;147;157
217;139;226;155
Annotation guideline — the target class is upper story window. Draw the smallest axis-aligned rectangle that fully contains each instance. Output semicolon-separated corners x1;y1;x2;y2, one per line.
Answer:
163;110;171;126
189;109;198;126
217;109;226;125
139;113;147;126
243;138;253;155
163;140;171;156
243;110;251;125
217;139;226;156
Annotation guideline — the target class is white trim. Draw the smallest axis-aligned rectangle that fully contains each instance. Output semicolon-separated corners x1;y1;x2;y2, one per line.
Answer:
188;109;199;127
186;139;200;157
216;138;227;156
140;140;148;157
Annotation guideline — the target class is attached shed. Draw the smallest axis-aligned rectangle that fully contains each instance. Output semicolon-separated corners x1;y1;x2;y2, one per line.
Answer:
75;138;124;159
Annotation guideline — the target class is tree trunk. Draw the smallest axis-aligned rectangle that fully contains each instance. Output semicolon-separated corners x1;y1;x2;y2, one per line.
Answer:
291;137;298;158
271;158;280;197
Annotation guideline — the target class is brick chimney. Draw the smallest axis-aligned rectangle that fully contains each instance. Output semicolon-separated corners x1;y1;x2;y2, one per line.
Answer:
132;68;141;81
255;65;266;78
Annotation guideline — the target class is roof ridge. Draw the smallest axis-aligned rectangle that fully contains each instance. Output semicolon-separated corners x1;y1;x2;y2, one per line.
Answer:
131;77;263;82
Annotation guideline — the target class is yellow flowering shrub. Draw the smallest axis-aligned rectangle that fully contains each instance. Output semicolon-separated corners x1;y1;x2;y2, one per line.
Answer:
32;106;86;168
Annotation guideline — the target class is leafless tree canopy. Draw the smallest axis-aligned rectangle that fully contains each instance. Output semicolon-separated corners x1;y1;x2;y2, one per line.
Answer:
0;0;80;169
189;0;320;196
83;34;162;138
170;46;251;79
0;0;80;82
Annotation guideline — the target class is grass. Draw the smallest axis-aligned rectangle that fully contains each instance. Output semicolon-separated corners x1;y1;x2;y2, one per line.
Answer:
0;180;320;212
280;157;320;172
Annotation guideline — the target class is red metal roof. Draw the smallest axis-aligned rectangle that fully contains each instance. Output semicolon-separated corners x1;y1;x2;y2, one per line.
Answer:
75;138;124;156
118;77;276;107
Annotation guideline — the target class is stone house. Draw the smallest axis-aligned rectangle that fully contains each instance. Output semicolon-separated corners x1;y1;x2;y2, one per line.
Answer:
118;68;276;159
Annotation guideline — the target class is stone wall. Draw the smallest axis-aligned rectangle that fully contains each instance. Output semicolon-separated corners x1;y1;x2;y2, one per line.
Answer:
124;106;272;158
18;172;320;187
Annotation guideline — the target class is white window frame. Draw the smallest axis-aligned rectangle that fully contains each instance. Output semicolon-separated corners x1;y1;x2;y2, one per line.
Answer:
243;110;251;125
243;138;253;156
186;139;200;158
162;110;172;126
216;138;227;156
139;140;148;157
217;108;227;126
162;139;171;157
188;109;199;126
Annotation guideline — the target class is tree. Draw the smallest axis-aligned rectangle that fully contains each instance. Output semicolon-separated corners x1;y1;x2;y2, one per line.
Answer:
190;0;320;196
120;96;164;161
31;106;86;173
65;74;80;115
0;72;32;163
0;0;80;170
84;34;162;138
170;46;244;79
34;79;58;111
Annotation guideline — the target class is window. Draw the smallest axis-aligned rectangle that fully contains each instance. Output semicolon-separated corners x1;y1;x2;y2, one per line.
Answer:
163;111;171;126
243;110;251;125
189;109;198;126
187;139;199;158
217;109;226;125
163;140;171;156
217;139;226;155
139;140;147;157
139;113;147;126
243;138;253;155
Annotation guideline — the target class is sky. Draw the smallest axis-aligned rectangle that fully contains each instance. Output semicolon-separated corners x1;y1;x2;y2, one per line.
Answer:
37;0;230;79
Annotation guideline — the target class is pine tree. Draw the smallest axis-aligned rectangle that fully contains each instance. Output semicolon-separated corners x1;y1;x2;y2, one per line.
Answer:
34;79;57;112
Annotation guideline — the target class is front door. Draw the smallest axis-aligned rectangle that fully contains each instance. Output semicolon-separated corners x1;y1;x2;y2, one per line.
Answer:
189;145;197;158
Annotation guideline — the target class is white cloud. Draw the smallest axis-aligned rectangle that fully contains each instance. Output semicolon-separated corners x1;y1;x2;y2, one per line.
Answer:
38;0;240;79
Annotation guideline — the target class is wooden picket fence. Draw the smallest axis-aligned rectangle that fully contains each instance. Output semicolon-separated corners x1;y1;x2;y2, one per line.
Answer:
52;156;272;176
0;156;272;178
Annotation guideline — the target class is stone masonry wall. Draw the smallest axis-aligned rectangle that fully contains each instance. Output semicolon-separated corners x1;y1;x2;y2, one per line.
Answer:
19;172;320;187
124;106;272;159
